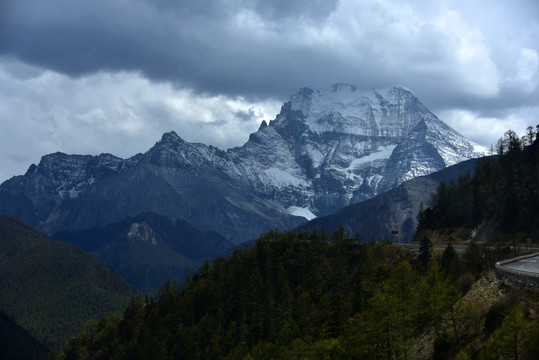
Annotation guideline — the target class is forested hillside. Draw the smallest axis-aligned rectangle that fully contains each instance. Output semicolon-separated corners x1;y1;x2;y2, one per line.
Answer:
0;215;134;351
418;126;539;242
56;229;539;359
52;126;539;359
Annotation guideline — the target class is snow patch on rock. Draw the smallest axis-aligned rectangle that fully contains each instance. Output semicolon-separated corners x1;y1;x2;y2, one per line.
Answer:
287;206;317;221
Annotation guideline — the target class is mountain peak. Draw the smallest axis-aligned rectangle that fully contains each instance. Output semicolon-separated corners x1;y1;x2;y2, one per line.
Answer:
280;84;429;138
160;131;182;143
295;87;315;97
151;131;188;152
392;84;414;93
258;120;268;130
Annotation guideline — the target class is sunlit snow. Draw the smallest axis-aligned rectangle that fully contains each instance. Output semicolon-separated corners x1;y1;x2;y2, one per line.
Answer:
263;167;309;187
345;145;397;170
287;206;317;220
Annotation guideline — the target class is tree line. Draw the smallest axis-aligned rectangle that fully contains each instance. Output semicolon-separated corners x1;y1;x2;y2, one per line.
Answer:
54;228;539;359
418;125;539;238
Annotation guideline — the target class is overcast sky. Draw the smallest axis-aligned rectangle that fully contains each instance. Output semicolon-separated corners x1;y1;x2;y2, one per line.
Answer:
1;0;538;183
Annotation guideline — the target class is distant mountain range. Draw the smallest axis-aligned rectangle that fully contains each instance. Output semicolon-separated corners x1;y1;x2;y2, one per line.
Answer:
0;84;484;242
0;84;486;291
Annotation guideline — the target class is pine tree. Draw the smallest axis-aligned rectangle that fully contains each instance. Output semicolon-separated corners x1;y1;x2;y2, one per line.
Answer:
441;243;460;278
417;237;433;272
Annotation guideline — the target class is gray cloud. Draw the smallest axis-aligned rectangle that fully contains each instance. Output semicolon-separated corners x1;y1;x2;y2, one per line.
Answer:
0;0;538;182
234;108;257;123
0;57;282;181
0;0;340;98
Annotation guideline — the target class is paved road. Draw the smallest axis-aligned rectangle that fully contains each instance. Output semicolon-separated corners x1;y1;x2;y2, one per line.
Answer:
400;242;539;252
400;243;539;276
399;243;474;251
502;255;539;274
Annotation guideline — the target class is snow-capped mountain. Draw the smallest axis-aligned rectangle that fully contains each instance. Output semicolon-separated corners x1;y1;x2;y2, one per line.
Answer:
230;84;485;218
0;84;485;244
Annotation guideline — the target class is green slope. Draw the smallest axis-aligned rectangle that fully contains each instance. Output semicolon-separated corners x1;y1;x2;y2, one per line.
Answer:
57;231;539;360
417;128;539;243
0;215;133;351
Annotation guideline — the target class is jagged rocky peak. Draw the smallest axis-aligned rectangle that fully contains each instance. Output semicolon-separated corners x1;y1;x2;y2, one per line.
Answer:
127;222;158;245
27;152;124;190
160;130;182;143
146;129;228;170
146;131;190;161
152;130;220;153
37;152;90;174
34;152;124;176
289;87;315;117
24;163;38;176
150;131;186;152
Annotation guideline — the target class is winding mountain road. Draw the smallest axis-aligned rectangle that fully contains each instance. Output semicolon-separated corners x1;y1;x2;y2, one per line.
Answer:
500;254;539;274
401;242;539;278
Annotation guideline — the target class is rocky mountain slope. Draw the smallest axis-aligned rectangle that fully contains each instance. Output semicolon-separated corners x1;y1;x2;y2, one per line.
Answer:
231;84;484;218
0;135;303;243
54;212;233;292
0;84;485;244
304;157;481;243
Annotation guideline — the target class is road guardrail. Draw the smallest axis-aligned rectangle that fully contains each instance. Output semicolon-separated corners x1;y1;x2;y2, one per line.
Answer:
495;252;539;279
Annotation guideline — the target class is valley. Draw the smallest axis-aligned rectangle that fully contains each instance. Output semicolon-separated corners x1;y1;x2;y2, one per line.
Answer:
1;85;537;359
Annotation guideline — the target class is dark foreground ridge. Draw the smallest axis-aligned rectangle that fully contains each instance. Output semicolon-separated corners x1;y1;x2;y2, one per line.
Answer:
55;229;539;359
0;215;133;351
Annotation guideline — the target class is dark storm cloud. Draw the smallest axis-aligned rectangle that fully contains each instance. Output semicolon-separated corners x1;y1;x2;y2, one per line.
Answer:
234;108;257;123
1;0;538;182
0;0;339;99
250;0;339;22
2;0;537;107
151;0;339;21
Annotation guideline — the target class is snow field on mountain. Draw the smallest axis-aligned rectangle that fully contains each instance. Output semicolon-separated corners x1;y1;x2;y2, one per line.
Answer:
287;206;317;221
345;145;397;170
263;167;310;187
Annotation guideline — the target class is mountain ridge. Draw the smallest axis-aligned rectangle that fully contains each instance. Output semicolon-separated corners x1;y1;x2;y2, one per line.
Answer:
303;157;482;243
229;84;485;215
54;211;233;292
0;215;133;350
0;84;485;244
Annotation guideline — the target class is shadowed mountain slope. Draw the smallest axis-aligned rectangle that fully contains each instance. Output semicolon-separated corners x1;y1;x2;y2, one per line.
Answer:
0;215;133;350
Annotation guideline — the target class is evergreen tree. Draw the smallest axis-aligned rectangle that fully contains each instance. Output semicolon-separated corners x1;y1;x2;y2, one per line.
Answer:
441;243;460;278
481;306;528;360
331;224;347;244
463;241;483;276
417;237;433;272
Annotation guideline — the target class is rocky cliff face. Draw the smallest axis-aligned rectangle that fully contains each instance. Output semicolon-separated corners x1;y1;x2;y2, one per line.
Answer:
231;84;485;217
0;84;485;244
304;158;481;243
